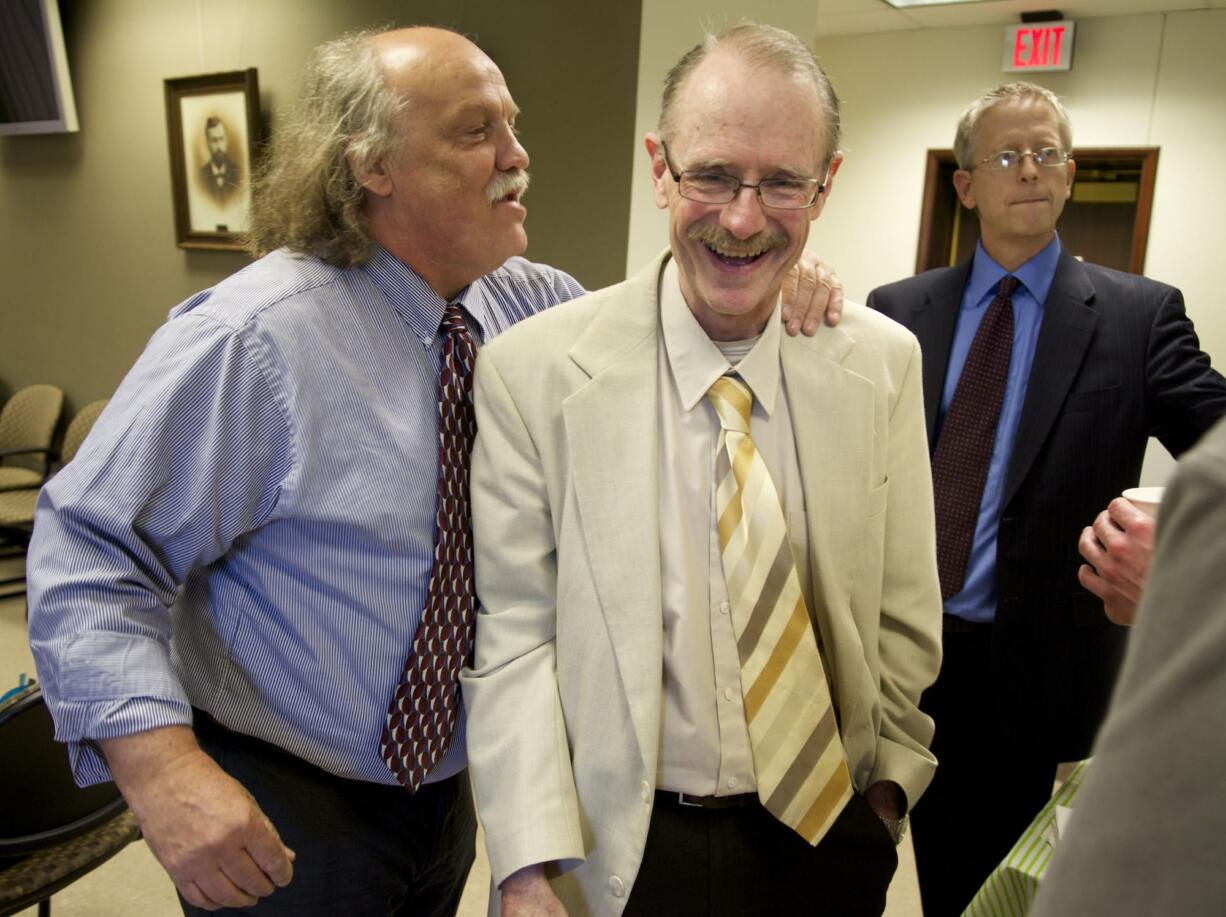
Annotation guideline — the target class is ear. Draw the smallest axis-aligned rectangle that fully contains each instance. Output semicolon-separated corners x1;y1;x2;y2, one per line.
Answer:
809;152;844;222
952;169;976;210
349;152;394;198
1063;157;1076;201
644;133;671;211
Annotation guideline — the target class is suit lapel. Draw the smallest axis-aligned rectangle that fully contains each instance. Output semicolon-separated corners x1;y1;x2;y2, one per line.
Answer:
1002;252;1098;506
562;254;667;769
912;264;970;442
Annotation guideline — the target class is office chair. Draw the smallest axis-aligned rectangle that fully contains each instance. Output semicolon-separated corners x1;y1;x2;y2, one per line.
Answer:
0;386;65;493
0;683;140;916
0;400;109;595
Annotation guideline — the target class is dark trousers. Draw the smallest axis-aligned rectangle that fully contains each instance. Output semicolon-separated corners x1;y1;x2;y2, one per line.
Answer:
180;712;476;917
624;791;897;916
910;624;1057;917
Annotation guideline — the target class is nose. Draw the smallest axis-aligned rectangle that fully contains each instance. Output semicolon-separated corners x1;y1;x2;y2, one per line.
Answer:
1017;152;1041;182
498;125;529;172
719;185;768;239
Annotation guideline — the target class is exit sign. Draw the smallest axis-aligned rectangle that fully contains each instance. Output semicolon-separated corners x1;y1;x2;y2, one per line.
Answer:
1003;21;1075;72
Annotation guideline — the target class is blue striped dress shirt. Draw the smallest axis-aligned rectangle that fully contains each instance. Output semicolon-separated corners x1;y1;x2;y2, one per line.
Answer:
940;236;1060;623
27;246;585;787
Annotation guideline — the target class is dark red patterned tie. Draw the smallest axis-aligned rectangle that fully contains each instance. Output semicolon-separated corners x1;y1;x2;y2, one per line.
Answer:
381;303;478;791
931;275;1018;600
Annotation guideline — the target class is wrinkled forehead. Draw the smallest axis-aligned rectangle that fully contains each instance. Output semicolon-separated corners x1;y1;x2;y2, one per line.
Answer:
669;59;828;171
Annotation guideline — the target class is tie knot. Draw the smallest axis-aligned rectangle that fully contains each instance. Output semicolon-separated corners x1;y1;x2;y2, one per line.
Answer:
996;275;1019;301
441;303;469;337
707;376;753;433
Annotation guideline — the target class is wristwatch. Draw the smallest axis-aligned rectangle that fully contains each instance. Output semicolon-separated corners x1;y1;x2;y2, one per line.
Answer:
877;812;908;845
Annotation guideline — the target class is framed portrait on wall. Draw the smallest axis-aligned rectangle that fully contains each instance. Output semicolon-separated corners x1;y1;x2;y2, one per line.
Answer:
164;69;260;251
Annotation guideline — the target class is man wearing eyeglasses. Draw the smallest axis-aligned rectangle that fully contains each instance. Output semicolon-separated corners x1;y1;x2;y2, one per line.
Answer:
462;23;942;917
867;82;1226;916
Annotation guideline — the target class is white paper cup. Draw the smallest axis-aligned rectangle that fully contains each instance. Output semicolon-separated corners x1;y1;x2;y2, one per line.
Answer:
1122;486;1165;518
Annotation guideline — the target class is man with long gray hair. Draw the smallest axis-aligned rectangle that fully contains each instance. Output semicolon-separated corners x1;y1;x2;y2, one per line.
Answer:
27;24;838;916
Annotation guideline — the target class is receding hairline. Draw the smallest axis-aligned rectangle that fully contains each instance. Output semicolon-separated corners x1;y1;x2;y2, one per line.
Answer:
658;24;841;167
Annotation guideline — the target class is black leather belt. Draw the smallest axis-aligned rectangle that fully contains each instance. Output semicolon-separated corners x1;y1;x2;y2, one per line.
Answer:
655;790;758;810
942;614;992;633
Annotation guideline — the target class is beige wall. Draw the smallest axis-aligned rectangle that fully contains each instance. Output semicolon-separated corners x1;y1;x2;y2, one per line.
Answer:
628;6;1226;483
0;0;639;411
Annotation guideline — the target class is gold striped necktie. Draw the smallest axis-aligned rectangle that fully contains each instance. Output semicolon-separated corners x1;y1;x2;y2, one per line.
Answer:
707;374;852;845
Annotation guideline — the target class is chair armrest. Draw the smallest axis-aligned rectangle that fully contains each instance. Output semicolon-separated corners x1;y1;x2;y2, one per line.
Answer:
0;446;57;476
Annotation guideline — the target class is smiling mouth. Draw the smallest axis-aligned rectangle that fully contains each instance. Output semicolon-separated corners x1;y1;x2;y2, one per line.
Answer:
705;243;770;267
690;226;783;267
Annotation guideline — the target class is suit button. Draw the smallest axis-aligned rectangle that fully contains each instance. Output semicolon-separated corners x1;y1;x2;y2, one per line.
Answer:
608;875;625;897
640;780;651;803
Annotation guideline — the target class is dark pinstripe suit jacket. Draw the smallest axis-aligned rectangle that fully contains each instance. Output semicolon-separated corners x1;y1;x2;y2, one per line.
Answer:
868;251;1226;760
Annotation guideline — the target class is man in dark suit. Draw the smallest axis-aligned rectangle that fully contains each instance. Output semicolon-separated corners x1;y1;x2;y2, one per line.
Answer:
200;116;241;202
867;82;1226;916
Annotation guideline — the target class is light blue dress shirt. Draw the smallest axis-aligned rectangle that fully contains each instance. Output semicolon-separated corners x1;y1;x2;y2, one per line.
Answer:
27;246;584;786
940;236;1061;623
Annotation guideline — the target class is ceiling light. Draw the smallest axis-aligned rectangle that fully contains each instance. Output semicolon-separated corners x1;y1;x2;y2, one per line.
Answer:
880;0;996;8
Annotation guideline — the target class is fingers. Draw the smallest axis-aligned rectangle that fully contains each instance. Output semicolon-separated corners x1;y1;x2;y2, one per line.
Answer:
223;848;279;899
817;265;844;330
180;874;256;911
791;263;817;336
1078;524;1106;568
782;254;836;336
1078;563;1109;601
1090;507;1123;548
1102;599;1138;627
1108;495;1146;525
780;270;798;328
245;814;296;888
181;879;220;911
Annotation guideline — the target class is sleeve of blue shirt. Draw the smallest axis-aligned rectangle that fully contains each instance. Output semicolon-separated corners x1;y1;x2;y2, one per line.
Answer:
27;306;295;786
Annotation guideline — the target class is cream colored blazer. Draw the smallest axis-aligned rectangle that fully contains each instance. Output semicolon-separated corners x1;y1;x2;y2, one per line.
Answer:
462;251;942;917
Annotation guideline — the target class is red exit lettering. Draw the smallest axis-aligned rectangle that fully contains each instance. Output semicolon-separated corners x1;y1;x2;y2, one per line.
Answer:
1014;25;1066;68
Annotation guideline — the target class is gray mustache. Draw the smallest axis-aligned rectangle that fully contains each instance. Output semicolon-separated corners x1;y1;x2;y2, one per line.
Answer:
487;169;531;204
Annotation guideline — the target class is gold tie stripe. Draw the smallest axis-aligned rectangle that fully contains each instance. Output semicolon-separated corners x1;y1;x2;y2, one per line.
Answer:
708;375;852;845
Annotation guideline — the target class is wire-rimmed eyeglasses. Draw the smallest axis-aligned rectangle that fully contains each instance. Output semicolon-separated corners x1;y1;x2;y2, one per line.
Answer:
973;148;1070;172
660;141;828;210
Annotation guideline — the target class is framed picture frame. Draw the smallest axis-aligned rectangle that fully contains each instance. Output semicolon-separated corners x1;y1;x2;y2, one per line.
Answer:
164;69;260;251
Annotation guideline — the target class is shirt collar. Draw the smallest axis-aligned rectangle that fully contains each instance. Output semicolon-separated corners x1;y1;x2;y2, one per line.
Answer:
360;244;491;345
659;258;781;416
967;233;1062;309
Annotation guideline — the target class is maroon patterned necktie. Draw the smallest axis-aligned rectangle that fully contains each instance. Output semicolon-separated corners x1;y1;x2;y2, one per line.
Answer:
381;302;478;791
931;275;1018;600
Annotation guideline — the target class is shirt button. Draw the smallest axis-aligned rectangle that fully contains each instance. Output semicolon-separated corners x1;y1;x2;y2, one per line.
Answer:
720;602;730;615
640;780;651;803
608;875;625;897
727;777;739;789
723;687;735;702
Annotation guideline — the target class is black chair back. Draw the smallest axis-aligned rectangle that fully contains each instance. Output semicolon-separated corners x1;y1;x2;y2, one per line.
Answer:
0;685;127;858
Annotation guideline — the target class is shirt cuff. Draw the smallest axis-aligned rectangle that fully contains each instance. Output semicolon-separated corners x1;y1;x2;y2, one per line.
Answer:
59;696;195;786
